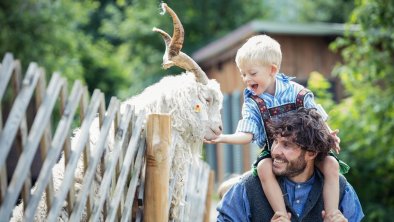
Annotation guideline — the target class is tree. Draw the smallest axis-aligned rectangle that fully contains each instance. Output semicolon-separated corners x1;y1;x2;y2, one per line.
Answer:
327;0;394;220
0;0;133;101
0;1;95;84
1;0;269;98
87;0;268;95
264;0;354;23
297;0;354;23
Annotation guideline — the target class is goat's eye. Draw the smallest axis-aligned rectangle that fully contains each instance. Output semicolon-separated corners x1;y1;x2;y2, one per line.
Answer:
205;99;211;105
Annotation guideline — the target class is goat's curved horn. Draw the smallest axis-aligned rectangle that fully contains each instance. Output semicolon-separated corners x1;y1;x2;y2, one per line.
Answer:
155;3;209;85
161;3;184;57
152;27;171;46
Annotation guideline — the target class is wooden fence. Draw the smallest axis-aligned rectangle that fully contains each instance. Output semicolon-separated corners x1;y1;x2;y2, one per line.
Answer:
0;53;213;221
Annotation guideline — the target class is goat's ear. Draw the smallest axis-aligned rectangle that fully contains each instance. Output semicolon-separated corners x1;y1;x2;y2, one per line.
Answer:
153;3;209;85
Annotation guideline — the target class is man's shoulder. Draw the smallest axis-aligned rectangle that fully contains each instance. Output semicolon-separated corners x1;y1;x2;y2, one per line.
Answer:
316;169;348;197
241;172;265;195
241;171;256;183
339;174;349;197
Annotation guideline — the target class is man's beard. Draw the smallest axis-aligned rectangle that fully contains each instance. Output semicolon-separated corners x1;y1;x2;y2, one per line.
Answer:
272;150;307;177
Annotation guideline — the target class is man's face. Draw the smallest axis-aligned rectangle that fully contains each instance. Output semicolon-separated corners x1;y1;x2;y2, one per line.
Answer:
271;136;307;177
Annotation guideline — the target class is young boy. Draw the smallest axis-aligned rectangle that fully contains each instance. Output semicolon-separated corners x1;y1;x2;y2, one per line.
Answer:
206;35;349;218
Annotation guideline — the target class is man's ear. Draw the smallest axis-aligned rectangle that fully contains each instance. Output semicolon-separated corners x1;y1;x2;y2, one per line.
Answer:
306;151;318;160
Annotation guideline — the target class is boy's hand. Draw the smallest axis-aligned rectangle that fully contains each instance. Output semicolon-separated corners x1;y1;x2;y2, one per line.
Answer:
271;211;291;222
203;135;222;144
322;210;348;222
330;129;341;154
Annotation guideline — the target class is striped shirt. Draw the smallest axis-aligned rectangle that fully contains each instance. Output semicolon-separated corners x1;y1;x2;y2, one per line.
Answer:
236;73;328;148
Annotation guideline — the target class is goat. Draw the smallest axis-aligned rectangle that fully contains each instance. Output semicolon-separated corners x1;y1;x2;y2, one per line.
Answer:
11;3;223;221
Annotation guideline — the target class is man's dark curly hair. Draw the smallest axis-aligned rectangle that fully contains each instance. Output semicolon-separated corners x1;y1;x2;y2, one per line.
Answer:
266;107;335;162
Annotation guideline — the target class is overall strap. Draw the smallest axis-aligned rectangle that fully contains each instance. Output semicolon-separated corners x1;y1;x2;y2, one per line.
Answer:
250;88;310;149
295;88;310;108
250;95;271;149
255;88;311;119
251;95;270;121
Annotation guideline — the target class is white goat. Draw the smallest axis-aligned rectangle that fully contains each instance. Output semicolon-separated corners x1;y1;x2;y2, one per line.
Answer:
11;3;223;221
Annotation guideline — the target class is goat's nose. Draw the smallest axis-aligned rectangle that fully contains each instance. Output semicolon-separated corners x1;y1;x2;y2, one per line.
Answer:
219;125;223;131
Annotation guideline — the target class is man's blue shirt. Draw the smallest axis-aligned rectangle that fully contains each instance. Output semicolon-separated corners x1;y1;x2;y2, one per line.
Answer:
217;173;364;222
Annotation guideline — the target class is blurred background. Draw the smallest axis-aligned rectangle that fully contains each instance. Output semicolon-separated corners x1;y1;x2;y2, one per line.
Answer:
1;0;393;221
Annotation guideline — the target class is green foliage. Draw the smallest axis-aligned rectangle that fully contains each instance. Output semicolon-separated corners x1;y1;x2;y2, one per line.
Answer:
1;0;268;102
0;0;96;84
307;72;335;110
0;0;134;102
264;0;354;23
84;0;269;96
1;0;354;102
327;0;394;220
166;0;267;52
297;0;354;23
307;1;394;219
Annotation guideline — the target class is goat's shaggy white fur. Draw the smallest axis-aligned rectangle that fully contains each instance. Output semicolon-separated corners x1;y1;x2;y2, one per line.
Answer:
125;73;222;220
11;72;223;221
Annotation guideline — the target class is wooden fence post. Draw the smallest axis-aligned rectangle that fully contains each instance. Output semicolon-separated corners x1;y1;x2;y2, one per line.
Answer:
144;114;171;222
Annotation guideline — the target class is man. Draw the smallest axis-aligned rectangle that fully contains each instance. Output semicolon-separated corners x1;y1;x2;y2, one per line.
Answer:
217;108;364;222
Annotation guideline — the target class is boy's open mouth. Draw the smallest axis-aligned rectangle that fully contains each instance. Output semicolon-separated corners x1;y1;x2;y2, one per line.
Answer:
251;84;258;91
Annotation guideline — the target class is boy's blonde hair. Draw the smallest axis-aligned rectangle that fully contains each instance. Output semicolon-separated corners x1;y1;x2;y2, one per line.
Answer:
235;35;282;70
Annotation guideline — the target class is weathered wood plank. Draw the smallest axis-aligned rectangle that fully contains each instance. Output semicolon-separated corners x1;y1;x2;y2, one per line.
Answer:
203;170;214;222
24;80;85;219
6;61;24;204
197;163;211;221
69;98;120;221
0;73;66;219
46;89;105;221
0;56;22;204
66;85;89;213
0;62;40;168
36;70;56;209
120;139;146;222
89;104;133;221
183;161;210;222
0;53;14;100
106;112;145;222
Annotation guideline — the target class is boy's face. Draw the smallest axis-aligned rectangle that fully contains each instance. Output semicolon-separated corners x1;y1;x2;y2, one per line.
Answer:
238;62;276;95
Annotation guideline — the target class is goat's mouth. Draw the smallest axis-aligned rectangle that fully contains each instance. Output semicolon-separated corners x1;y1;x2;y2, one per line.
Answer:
204;128;221;140
211;128;222;136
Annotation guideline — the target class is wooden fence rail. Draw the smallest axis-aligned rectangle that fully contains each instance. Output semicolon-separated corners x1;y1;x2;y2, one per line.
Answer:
0;53;213;221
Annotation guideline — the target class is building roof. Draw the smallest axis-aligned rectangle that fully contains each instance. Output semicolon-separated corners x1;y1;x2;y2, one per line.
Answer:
192;20;356;63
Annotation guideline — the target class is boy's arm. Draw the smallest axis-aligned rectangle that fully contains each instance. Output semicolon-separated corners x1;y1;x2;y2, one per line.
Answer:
204;132;253;144
325;122;341;154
